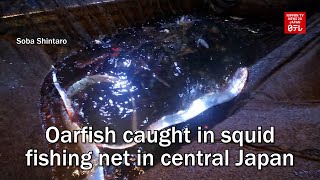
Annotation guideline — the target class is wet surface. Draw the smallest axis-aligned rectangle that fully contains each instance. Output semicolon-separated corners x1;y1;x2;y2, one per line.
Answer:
1;0;319;179
39;14;285;179
139;34;320;179
44;14;283;133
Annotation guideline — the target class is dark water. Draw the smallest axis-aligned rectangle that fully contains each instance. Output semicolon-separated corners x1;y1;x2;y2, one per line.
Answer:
40;14;284;179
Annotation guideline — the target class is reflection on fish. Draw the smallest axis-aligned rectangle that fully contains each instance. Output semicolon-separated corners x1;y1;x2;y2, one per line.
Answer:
197;38;209;49
52;68;104;180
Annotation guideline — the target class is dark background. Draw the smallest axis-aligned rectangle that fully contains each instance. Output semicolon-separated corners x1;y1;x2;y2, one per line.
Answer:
0;0;319;179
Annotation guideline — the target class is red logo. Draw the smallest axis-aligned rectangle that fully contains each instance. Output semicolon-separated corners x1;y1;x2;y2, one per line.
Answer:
284;12;306;34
